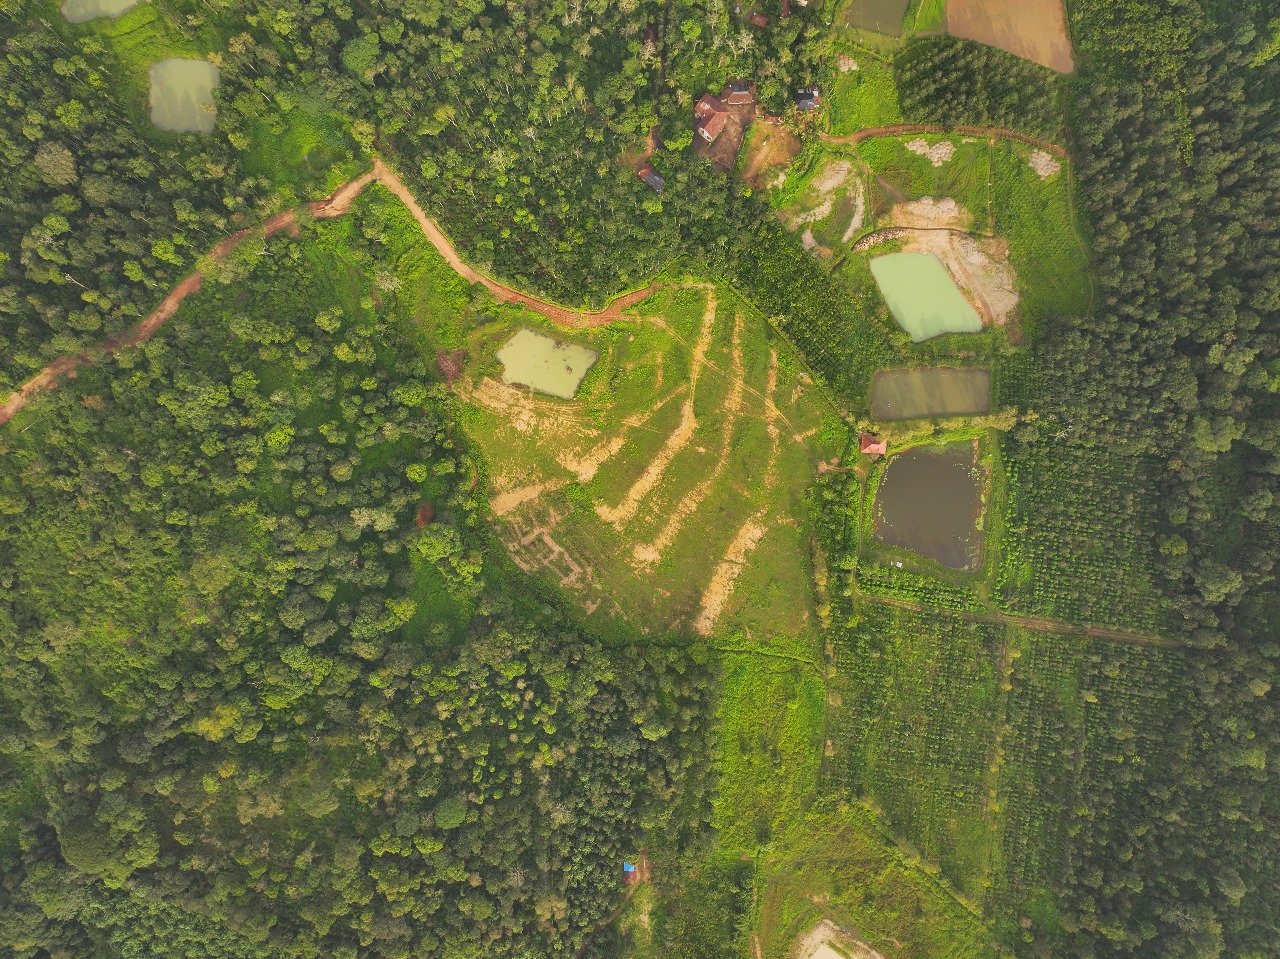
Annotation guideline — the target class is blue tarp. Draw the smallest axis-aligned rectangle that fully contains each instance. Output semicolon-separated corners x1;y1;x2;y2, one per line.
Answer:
623;862;637;873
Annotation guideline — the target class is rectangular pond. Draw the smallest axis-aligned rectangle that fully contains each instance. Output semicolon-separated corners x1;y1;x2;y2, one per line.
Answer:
61;0;140;21
149;58;220;133
496;329;599;400
844;0;910;35
871;367;991;420
870;251;983;342
873;442;983;571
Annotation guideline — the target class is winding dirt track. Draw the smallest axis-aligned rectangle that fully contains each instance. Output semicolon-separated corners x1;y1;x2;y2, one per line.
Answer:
825;123;1071;160
0;158;660;427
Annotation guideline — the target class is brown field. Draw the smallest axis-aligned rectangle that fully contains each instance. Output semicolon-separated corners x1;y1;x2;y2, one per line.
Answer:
947;0;1075;73
740;123;801;190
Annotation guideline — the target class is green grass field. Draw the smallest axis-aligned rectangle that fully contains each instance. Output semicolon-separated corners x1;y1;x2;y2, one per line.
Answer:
828;56;904;135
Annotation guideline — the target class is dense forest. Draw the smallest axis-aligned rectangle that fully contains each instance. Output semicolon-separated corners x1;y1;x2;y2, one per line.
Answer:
1035;2;1280;954
0;203;713;957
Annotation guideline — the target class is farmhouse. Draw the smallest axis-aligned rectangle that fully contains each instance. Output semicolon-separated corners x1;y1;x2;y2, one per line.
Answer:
723;81;756;106
860;433;888;457
794;87;821;111
694;93;729;143
637;162;665;193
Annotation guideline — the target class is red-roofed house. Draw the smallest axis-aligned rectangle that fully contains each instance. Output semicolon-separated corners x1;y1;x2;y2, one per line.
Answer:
860;433;888;457
694;93;729;143
750;12;769;27
781;0;792;18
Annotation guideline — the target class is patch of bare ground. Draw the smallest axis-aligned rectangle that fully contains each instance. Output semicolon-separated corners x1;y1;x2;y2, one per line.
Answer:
633;312;746;565
741;123;802;191
1028;148;1062;179
491;480;567;517
905;137;956;167
783;157;866;253
595;290;718;527
557;385;687;483
462;377;597;440
696;101;756;172
791;920;886;959
946;0;1075;74
887;198;1019;327
693;511;768;636
502;504;593;591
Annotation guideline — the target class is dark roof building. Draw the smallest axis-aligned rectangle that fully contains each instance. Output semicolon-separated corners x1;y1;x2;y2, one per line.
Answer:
694;93;729;143
723;81;756;105
637;162;664;193
794;86;821;111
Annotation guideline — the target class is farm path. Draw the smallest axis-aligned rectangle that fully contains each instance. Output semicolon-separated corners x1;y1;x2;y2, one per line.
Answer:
0;167;377;427
632;311;745;566
0;157;661;428
848;580;1180;648
595;287;718;528
824;124;1070;159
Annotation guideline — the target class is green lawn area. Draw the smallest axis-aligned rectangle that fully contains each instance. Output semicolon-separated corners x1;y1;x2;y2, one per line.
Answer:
829;56;903;135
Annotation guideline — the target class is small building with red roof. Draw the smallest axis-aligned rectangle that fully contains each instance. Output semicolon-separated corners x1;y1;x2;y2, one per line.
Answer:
750;12;769;27
860;433;888;457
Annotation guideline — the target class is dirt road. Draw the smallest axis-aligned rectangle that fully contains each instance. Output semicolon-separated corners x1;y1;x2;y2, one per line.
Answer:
0;159;659;427
848;579;1180;648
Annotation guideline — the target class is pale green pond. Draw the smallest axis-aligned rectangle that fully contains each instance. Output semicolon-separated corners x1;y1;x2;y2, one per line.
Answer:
496;329;599;400
149;58;220;133
871;367;991;420
61;0;140;22
870;252;983;342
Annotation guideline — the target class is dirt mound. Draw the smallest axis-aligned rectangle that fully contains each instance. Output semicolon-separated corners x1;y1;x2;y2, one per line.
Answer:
906;137;956;167
1028;148;1062;179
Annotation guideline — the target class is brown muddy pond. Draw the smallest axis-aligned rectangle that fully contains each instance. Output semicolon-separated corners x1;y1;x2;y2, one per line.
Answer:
871;367;991;420
873;442;983;570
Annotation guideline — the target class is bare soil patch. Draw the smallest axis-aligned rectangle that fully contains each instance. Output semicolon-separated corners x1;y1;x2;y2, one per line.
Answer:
1028;148;1062;179
693;512;767;636
596;290;718;527
905;137;956;167
947;0;1075;73
741;124;802;190
791;920;886;959
633;312;746;566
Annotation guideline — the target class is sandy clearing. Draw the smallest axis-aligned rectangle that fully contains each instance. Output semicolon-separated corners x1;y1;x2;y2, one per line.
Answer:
491;480;567;517
841;178;868;244
890;196;968;230
595;290;718;527
906;137;956;167
791;920;886;959
947;0;1075;74
902;230;1019;327
693;511;767;636
633;313;745;565
1028;148;1062;179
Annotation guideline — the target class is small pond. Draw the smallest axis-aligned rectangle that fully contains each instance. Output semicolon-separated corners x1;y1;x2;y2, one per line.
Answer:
61;0;140;22
496;329;599;400
870;252;983;342
871;367;991;420
149;58;220;133
873;442;983;570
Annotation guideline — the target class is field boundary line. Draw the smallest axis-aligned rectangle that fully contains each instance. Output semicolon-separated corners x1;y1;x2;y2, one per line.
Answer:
848;579;1179;647
824;124;1071;160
